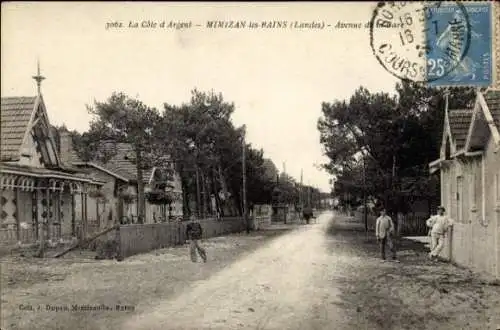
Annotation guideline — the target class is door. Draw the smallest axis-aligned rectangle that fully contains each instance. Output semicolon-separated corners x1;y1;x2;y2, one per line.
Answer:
459;174;472;266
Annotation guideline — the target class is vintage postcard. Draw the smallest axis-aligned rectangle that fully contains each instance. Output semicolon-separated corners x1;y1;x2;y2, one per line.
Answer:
1;2;500;330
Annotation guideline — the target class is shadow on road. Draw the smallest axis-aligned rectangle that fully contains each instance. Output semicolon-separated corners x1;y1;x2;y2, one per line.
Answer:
324;214;429;259
320;214;500;330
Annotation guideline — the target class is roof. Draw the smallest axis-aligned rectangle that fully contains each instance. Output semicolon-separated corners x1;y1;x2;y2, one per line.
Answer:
72;162;130;182
97;142;154;183
0;96;36;161
448;109;474;150
483;90;500;131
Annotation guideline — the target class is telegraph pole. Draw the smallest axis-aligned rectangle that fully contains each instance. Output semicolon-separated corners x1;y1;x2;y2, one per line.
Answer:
300;169;303;218
362;155;368;233
242;126;249;233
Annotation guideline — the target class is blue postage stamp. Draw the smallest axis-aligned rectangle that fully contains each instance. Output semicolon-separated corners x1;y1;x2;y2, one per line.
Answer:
426;2;492;87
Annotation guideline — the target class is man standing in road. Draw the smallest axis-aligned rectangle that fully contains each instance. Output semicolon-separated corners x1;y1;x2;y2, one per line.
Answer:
185;215;207;263
375;208;398;262
426;206;454;261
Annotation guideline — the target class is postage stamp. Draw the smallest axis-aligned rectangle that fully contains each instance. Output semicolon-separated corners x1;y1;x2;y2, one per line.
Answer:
427;2;492;87
370;1;494;87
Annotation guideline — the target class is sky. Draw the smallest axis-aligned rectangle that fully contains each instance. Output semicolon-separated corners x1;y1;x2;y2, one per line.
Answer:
1;2;400;192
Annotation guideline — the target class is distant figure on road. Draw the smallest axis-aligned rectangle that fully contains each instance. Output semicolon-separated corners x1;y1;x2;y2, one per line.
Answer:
303;206;314;224
185;215;207;263
375;208;398;262
426;206;454;261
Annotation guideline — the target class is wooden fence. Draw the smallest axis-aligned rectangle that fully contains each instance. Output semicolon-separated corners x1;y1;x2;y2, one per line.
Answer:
117;217;246;258
354;211;429;236
0;225;62;246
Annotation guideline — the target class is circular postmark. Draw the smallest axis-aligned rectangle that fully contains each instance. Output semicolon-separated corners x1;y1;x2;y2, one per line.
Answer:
370;1;471;83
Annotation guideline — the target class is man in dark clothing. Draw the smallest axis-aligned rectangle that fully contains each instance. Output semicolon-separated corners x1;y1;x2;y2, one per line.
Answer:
303;207;314;224
185;216;207;263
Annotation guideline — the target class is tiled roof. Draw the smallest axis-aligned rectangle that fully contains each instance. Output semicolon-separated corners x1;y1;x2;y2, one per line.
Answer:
0;97;36;161
483;90;500;131
97;142;154;183
448;108;473;151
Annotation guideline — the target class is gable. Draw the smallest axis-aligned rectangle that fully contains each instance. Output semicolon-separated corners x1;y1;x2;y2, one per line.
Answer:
448;109;474;151
440;106;456;158
18;130;45;167
0;95;61;168
465;91;500;152
483;90;500;131
28;98;61;167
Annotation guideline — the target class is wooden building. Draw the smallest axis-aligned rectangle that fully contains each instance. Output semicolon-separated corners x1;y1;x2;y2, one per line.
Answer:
0;70;104;245
429;89;500;279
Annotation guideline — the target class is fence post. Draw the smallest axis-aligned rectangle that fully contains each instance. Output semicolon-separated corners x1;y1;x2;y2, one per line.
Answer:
115;225;123;260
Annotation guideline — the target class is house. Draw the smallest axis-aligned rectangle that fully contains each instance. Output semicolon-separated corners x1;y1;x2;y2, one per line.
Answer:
0;72;105;245
54;130;184;227
429;89;500;279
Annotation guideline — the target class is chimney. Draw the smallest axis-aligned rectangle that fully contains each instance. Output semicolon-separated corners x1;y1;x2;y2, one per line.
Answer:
58;129;80;164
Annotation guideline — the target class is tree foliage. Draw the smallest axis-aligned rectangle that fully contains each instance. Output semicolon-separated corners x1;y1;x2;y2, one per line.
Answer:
70;89;325;221
318;81;475;213
73;93;167;223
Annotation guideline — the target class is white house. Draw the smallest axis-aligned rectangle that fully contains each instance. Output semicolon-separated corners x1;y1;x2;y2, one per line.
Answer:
429;89;500;279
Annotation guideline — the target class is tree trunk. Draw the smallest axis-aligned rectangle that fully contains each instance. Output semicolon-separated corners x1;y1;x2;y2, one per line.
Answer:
201;169;210;217
200;169;206;218
212;168;223;217
180;166;191;219
195;166;202;218
136;148;146;224
218;165;229;201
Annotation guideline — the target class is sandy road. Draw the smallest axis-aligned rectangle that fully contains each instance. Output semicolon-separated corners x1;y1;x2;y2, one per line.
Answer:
123;211;352;330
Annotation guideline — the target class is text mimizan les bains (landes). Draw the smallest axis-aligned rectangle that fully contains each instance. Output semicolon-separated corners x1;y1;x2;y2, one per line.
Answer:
105;20;328;30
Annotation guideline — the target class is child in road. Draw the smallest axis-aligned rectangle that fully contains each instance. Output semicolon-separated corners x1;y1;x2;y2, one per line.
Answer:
426;206;454;261
185;215;207;263
375;208;399;262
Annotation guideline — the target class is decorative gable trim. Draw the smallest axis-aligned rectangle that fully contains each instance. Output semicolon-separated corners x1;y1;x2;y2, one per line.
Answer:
478;92;500;148
20;95;61;167
441;103;457;159
465;91;500;153
36;95;62;166
148;167;157;185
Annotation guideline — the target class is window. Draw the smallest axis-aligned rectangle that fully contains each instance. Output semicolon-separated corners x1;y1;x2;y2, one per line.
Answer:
471;161;478;211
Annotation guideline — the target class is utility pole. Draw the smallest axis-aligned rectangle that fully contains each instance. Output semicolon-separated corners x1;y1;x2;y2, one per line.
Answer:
300;169;303;217
362;155;368;233
307;181;311;206
242;126;249;233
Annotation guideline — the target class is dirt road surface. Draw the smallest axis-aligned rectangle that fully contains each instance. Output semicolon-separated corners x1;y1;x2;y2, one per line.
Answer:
124;212;349;330
2;212;499;330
